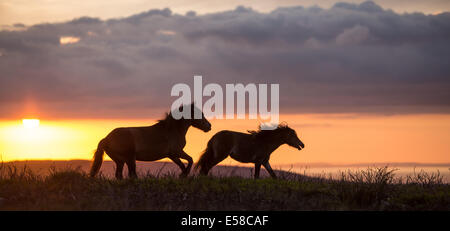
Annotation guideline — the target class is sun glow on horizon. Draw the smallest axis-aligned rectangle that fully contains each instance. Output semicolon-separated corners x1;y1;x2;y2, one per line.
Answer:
22;119;40;129
0;119;155;161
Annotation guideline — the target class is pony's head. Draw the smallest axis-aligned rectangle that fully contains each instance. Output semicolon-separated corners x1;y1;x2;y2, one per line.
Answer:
260;123;305;150
248;123;305;150
277;124;304;150
169;103;211;132
165;103;211;132
189;103;211;132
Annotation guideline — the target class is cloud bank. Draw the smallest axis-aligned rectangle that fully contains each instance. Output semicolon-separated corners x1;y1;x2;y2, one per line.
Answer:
1;1;450;118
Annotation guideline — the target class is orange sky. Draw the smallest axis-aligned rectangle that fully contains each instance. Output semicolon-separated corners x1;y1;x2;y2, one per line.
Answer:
1;113;449;165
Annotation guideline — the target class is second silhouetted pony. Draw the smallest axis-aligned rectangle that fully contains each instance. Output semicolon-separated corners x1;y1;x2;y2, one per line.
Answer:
196;123;304;179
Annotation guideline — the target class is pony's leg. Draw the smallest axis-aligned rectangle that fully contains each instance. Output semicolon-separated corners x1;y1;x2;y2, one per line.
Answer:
126;159;137;179
263;161;277;179
254;163;261;179
201;153;228;176
169;157;187;176
177;151;193;176
114;161;124;179
200;165;211;175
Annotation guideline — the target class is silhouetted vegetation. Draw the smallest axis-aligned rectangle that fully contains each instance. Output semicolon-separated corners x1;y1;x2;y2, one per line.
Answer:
0;164;448;210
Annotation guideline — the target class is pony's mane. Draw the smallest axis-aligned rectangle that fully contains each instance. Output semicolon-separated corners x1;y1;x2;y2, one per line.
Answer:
156;112;177;126
157;103;196;126
247;123;291;137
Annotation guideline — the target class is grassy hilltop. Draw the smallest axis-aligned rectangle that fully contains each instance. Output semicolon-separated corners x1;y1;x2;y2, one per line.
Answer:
0;163;449;210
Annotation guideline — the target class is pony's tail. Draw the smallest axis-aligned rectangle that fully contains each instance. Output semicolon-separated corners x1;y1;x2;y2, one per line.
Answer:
195;144;213;175
90;138;106;177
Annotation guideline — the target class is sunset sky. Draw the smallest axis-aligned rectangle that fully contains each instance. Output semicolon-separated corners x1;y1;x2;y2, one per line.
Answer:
0;1;449;165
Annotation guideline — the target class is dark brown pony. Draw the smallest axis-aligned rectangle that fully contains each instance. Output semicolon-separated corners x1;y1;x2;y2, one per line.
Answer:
90;103;211;179
195;123;304;179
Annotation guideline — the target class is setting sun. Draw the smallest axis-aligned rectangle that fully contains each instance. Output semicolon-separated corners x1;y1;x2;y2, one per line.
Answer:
22;119;40;129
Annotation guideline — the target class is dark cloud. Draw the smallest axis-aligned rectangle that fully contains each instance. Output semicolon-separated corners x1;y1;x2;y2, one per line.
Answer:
0;1;450;118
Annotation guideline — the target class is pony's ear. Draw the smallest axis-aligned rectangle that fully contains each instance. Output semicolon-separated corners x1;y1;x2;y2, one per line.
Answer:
176;104;190;115
278;121;288;128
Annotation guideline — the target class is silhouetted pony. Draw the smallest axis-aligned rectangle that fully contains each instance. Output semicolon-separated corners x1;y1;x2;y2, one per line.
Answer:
196;123;304;179
90;103;211;179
